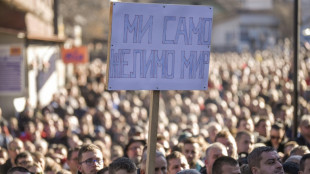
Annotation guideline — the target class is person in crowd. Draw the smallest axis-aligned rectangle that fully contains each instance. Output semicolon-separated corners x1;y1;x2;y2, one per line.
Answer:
27;162;44;174
34;139;49;155
14;151;34;169
67;146;81;174
45;156;62;173
299;153;310;174
0;120;13;149
215;130;238;159
247;146;284;174
176;169;200;174
235;131;254;155
201;142;228;174
290;146;310;156
224;115;238;137
296;115;310;149
265;121;287;154
157;135;170;155
0;147;8;165
237;116;254;133
254;117;271;143
282;155;301;174
212;156;241;174
108;157;136;174
19;121;36;142
31;151;46;172
285;155;302;165
0;138;25;174
7;166;31;174
240;164;251;174
140;151;167;174
205;122;222;144
166;151;189;174
181;137;204;170
123;137;146;167
283;141;299;161
78;144;104;174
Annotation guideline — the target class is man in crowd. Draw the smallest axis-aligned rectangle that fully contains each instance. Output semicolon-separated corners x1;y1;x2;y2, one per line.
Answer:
248;146;284;174
78;144;104;174
299;153;310;174
166;151;189;174
124;137;146;167
235;131;254;155
215;130;238;159
296;115;310;149
0;138;25;174
265;122;286;153
201;142;228;174
212;156;241;174
109;157;136;174
254;117;271;143
67;146;81;174
181;137;204;170
14;151;33;169
140;151;167;174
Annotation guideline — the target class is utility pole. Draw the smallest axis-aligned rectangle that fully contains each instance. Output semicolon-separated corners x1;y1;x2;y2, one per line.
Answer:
292;0;300;139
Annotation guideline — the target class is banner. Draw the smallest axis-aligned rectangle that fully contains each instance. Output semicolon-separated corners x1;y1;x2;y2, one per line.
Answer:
61;46;88;64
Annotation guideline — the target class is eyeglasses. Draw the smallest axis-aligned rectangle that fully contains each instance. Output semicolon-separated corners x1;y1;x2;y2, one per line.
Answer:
80;158;103;166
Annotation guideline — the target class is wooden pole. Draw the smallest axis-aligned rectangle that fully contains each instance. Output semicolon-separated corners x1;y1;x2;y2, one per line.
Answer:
146;90;160;174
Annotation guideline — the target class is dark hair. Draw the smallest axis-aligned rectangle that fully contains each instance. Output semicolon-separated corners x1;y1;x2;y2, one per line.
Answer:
255;117;269;127
300;153;310;172
109;157;137;174
238;152;248;166
7;166;31;174
97;167;109;174
240;164;251;174
166;151;185;167
283;161;299;174
212;156;239;174
14;151;32;166
247;146;274;169
124;137;146;157
182;137;198;145
271;121;285;131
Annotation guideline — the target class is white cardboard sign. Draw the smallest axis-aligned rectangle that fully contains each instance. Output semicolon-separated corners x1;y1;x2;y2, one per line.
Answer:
107;2;213;90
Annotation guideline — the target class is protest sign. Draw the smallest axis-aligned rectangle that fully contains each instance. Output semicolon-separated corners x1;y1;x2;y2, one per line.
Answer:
107;2;213;90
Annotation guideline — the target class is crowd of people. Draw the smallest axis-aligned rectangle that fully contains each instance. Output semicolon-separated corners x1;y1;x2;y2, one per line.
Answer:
1;39;310;174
